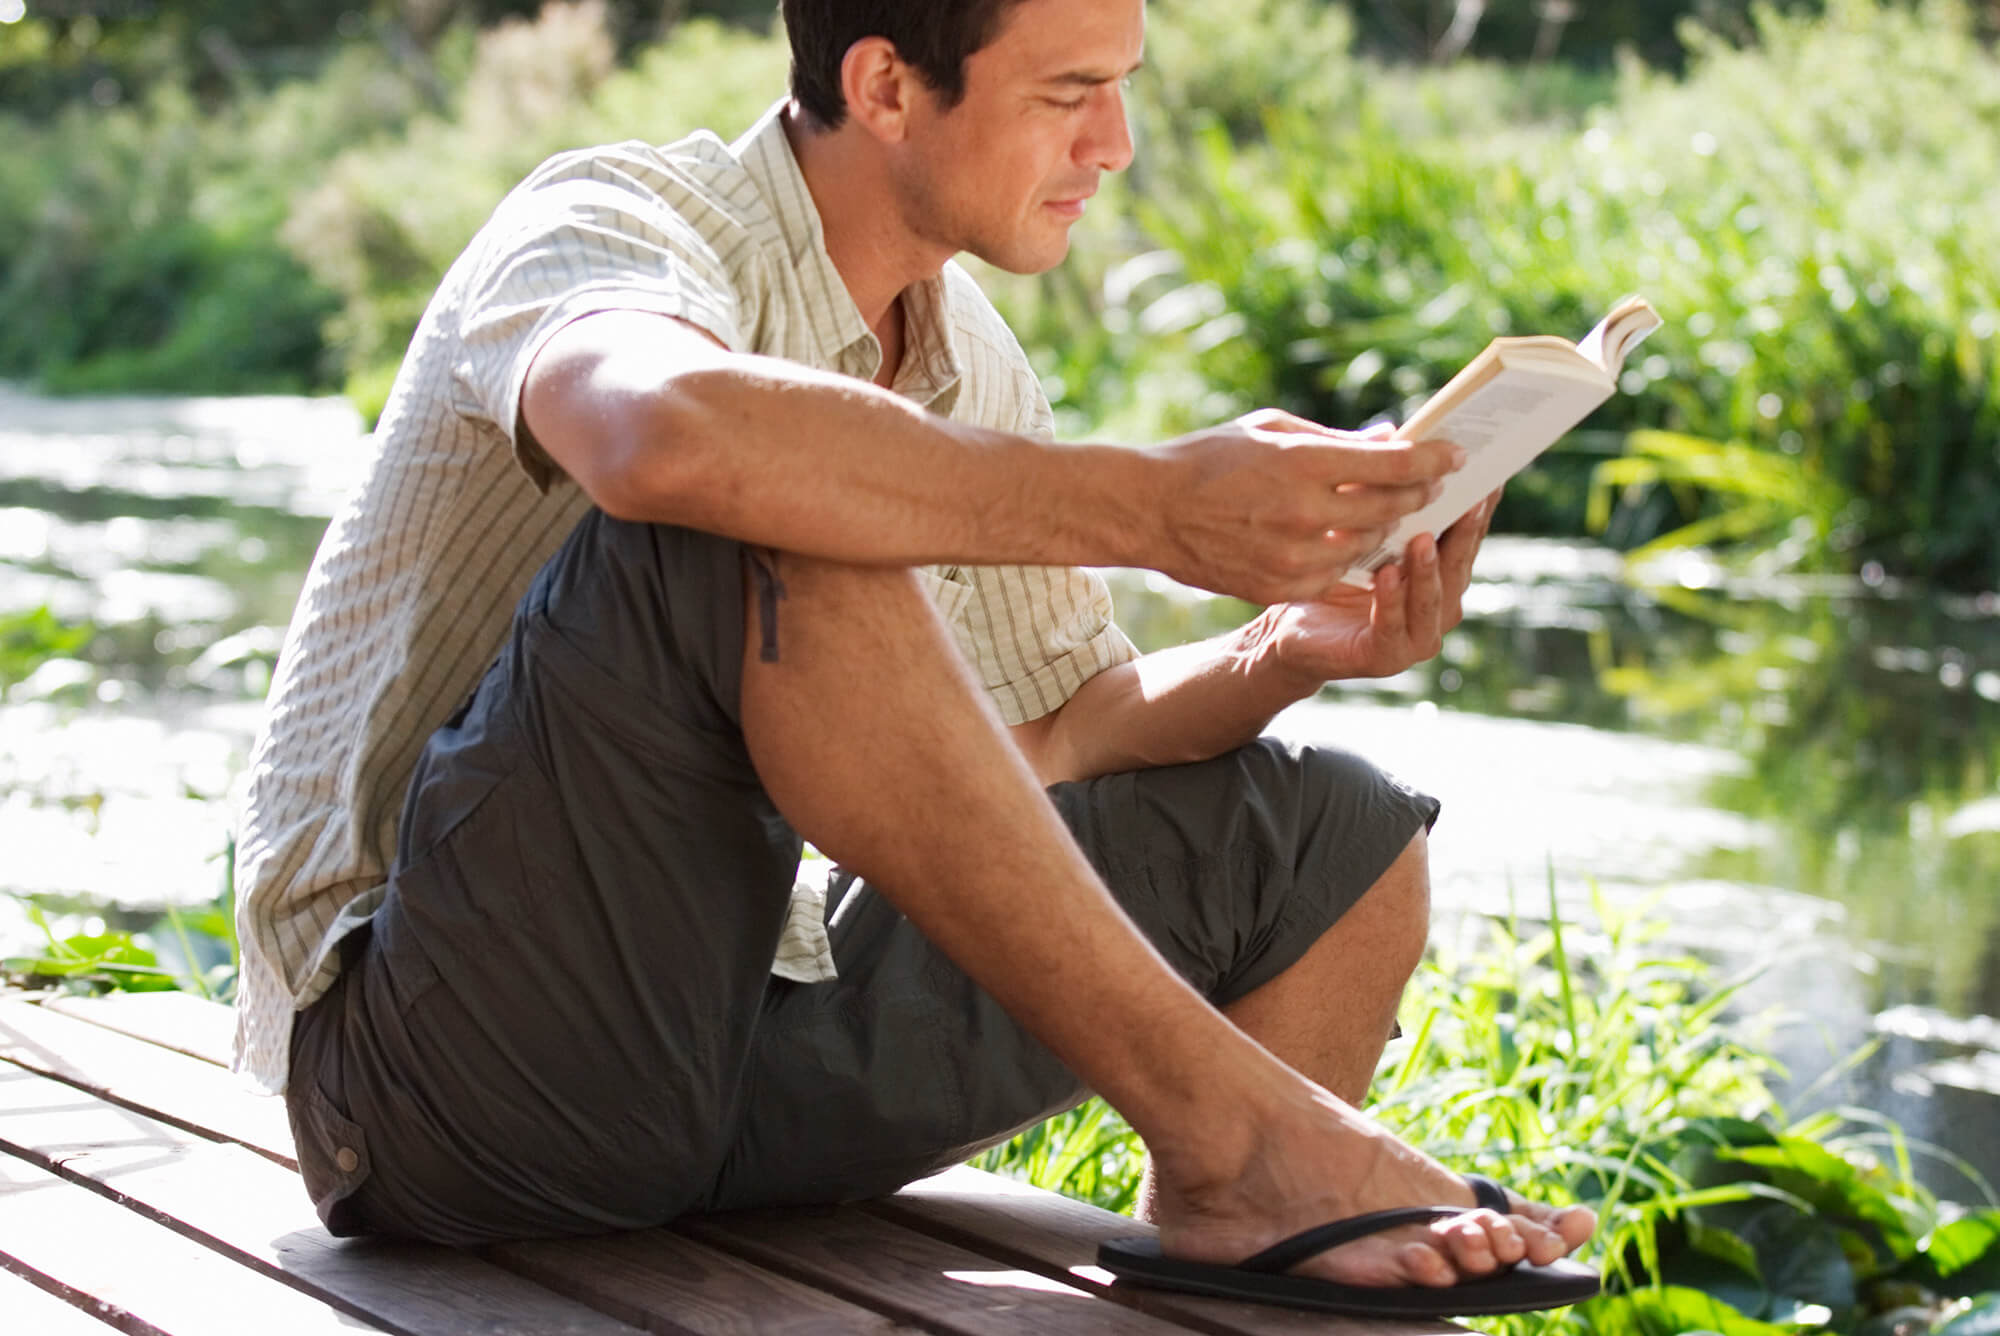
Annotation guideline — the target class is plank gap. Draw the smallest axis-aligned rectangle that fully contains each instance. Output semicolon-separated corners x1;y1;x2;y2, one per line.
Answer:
0;1056;296;1170
0;1251;161;1336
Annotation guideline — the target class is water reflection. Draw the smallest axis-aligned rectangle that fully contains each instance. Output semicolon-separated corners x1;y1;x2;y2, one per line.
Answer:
2;387;1996;1192
1109;545;2000;1024
0;387;363;932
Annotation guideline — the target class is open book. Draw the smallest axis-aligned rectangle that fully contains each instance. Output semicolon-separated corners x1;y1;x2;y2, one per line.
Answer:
1341;295;1663;588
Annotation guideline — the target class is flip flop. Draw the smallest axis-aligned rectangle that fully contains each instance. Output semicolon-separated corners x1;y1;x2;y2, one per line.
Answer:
1096;1174;1601;1317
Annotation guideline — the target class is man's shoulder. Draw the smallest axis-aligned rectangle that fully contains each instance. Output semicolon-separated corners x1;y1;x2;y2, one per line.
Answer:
502;131;764;227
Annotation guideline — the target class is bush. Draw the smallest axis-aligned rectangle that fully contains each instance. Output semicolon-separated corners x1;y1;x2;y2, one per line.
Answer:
283;3;791;415
0;41;431;394
1064;0;2000;587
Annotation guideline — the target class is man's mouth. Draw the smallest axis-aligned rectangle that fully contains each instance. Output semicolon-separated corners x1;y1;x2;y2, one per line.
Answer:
1045;192;1094;220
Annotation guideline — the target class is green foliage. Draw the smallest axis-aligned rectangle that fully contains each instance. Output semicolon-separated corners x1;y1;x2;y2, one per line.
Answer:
1342;0;1806;67
0;0;772;118
13;0;2000;582
1;842;239;1002
0;39;429;393
0;607;94;691
283;5;790;403
977;882;2000;1335
1053;0;2000;587
0;894;236;997
970;1095;1146;1214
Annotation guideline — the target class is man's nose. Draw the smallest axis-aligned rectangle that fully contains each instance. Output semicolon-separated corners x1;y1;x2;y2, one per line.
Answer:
1082;84;1135;173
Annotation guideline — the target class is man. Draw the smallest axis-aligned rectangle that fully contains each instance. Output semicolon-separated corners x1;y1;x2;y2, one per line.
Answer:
236;0;1597;1312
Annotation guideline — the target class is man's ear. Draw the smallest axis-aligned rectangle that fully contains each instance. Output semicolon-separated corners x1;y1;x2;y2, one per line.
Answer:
840;35;918;143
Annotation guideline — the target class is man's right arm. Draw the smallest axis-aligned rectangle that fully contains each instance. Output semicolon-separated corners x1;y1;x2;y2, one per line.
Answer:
521;309;1462;606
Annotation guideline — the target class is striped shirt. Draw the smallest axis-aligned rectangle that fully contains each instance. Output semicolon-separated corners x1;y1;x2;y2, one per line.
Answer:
232;100;1137;1094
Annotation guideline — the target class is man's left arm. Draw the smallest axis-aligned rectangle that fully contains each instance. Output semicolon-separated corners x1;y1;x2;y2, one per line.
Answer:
1012;492;1500;787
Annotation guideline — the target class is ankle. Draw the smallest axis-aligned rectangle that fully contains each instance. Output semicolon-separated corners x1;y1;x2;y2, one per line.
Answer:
1130;1052;1334;1207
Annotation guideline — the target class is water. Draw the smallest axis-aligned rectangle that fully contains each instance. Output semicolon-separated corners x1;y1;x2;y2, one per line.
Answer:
3;385;1997;1197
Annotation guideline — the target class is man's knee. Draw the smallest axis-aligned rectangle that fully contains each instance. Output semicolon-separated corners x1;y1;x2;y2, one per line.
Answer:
1362;828;1433;983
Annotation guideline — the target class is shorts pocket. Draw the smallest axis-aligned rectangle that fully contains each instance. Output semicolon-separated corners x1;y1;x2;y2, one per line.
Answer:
287;1079;372;1235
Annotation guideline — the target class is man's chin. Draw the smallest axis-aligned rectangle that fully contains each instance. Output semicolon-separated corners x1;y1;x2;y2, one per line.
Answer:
969;231;1073;276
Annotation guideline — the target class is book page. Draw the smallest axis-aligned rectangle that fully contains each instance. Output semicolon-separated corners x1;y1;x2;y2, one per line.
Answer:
1577;295;1664;377
1341;368;1612;586
1338;295;1661;589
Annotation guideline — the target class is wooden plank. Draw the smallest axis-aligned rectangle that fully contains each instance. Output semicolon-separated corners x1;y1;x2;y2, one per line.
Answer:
0;997;295;1166
0;1153;394;1336
686;1204;1192;1335
486;1231;915;1335
0;1261;128;1335
44;992;235;1067
872;1168;1468;1336
0;1063;654;1336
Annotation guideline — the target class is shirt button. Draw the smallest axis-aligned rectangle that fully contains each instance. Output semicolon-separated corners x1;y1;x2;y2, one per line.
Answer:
335;1148;360;1173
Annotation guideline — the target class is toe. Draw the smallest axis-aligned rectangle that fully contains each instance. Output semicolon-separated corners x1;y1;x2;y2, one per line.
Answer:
1439;1215;1499;1274
1513;1216;1570;1266
1483;1213;1529;1266
1497;1190;1598;1262
1399;1241;1459;1288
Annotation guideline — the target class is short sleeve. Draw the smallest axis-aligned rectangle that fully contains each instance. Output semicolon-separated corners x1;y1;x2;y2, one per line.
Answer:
448;143;754;491
941;564;1138;726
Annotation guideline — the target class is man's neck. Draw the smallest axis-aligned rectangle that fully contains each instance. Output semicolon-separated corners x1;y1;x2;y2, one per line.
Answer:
781;104;950;344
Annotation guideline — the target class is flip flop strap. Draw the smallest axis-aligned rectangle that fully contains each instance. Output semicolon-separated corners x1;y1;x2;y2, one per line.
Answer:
1240;1174;1514;1275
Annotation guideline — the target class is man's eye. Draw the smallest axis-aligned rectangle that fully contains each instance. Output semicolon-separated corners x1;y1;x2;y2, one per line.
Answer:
1049;95;1087;111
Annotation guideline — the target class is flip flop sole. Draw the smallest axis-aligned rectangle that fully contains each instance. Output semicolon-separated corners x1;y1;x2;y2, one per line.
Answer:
1098;1237;1601;1317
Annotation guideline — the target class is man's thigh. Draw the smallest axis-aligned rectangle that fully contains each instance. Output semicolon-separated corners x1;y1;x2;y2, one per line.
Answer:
291;515;804;1245
701;736;1439;1210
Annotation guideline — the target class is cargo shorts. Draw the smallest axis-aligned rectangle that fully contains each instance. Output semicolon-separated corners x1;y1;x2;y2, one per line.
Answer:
287;513;1440;1245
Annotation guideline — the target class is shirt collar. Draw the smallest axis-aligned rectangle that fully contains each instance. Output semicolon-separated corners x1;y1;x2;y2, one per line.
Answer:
732;101;964;413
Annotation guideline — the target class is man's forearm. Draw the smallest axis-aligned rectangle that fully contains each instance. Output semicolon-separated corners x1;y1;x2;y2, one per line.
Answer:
524;309;1466;608
1019;609;1316;786
526;313;1153;570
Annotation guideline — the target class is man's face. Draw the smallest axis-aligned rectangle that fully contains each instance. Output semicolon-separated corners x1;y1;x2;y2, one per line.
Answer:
891;0;1143;274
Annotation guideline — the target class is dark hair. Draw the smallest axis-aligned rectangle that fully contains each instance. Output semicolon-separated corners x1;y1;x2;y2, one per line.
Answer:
781;0;1031;129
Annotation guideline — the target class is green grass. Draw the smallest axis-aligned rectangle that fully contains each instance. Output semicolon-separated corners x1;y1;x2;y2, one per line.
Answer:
976;875;2000;1336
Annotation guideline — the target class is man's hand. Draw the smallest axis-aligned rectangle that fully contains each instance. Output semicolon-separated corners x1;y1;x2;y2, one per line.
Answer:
1256;489;1499;690
1143;410;1465;605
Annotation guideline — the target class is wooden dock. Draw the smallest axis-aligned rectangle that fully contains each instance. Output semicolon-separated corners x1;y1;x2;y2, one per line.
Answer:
0;989;1460;1334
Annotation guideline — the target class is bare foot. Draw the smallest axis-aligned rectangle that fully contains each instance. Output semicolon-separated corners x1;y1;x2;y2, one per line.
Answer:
1144;1083;1595;1288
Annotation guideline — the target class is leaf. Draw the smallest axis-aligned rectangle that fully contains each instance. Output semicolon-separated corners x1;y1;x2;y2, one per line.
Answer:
1660;1247;1772;1321
1929;1214;2000;1277
1723;1138;1921;1266
1581;1285;1797;1336
1688;1217;1766;1287
1686;1118;1787;1154
54;933;161;969
1921;1215;2000;1298
1741;1207;1857;1312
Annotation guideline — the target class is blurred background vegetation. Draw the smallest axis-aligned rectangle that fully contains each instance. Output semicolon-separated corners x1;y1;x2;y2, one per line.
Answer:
5;0;2000;585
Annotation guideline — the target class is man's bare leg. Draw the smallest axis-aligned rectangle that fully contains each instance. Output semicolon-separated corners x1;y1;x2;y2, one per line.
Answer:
736;552;1591;1287
1223;830;1433;1106
1133;831;1429;1216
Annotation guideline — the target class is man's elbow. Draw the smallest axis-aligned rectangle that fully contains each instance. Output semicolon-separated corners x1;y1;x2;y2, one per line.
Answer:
552;380;717;524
